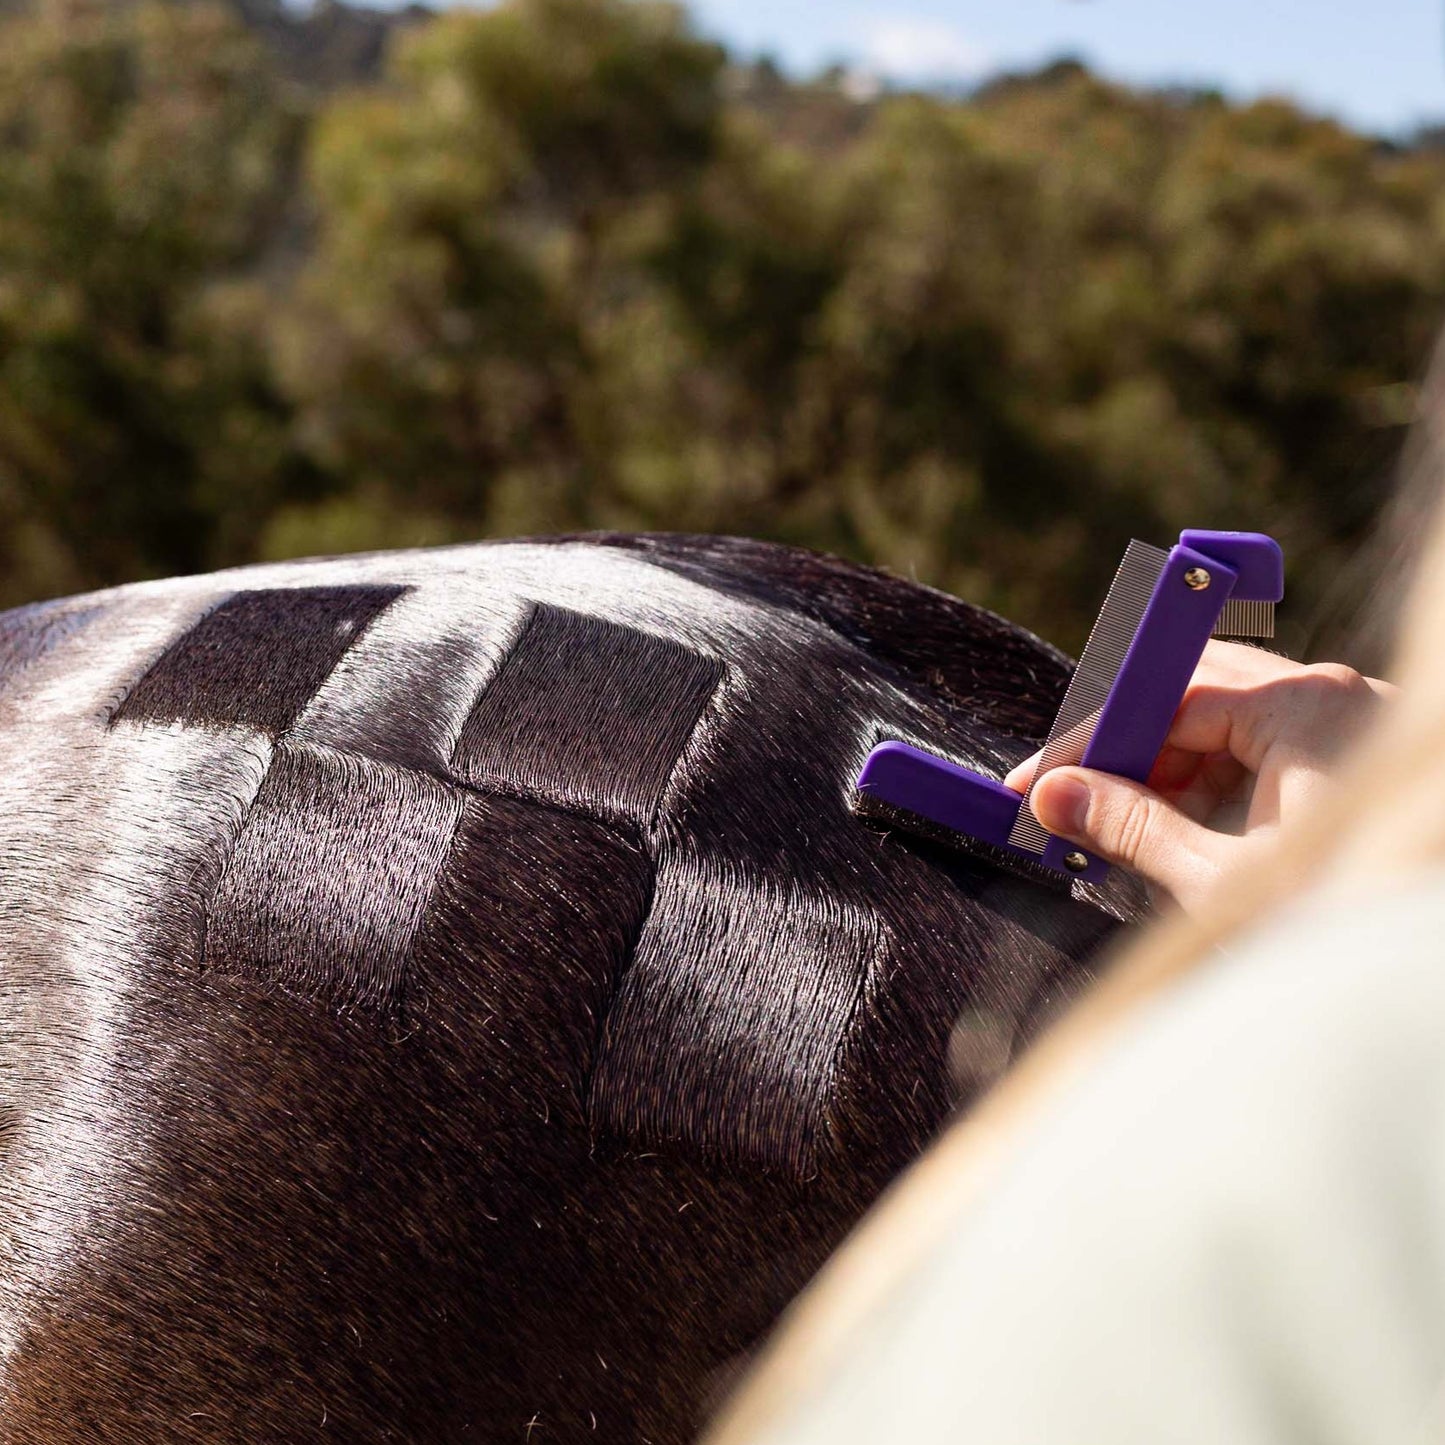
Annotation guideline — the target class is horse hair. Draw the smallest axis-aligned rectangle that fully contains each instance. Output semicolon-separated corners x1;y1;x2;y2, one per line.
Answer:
0;534;1142;1442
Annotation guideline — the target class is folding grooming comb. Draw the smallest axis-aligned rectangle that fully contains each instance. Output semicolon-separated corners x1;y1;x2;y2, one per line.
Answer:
852;530;1284;886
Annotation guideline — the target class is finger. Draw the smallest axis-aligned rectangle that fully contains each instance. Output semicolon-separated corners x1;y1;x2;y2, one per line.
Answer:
1007;644;1347;793
1165;645;1304;764
1016;737;1240;817
1175;752;1251;822
1030;766;1228;905
1148;746;1249;823
1191;638;1303;683
1168;661;1388;773
1007;647;1388;803
1004;752;1040;793
1014;738;1241;821
1197;640;1394;701
1146;743;1202;793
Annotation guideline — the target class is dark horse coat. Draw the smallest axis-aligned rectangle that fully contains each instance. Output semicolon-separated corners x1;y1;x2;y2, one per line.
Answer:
0;534;1141;1442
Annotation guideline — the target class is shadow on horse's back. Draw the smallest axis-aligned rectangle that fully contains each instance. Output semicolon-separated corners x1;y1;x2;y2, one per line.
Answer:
0;534;1141;1442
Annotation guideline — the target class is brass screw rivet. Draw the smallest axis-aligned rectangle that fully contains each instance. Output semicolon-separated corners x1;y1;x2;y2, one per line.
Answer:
1184;567;1212;591
1064;851;1090;874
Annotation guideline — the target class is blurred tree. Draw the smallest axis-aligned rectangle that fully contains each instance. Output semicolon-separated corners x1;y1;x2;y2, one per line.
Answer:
1152;100;1445;541
269;0;727;554
2;0;1443;658
793;95;1099;624
969;71;1445;636
0;0;304;604
594;109;843;541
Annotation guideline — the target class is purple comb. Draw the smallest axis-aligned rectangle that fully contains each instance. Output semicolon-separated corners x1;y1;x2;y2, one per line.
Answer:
852;530;1285;885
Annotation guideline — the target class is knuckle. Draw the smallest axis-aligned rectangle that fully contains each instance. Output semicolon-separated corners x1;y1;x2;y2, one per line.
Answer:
1303;661;1370;699
1104;789;1156;867
1295;662;1378;735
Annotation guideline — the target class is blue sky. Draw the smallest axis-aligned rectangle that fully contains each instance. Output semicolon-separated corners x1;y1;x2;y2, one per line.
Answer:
685;1;1445;137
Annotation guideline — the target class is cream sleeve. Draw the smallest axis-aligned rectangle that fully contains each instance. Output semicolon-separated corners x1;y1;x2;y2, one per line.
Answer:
752;875;1445;1445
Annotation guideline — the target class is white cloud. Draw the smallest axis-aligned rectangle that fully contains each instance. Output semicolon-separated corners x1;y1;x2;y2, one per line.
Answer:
859;17;993;84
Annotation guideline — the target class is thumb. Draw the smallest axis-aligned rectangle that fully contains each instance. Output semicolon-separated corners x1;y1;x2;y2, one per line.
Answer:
1029;767;1224;903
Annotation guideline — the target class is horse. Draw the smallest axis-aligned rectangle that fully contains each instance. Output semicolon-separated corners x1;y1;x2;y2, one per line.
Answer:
0;533;1141;1442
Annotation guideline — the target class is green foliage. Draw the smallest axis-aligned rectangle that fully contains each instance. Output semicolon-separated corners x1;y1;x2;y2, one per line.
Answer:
3;0;1444;655
268;0;727;554
0;0;305;603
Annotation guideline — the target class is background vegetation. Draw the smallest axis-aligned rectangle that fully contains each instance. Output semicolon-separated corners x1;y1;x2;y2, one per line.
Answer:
1;0;1442;653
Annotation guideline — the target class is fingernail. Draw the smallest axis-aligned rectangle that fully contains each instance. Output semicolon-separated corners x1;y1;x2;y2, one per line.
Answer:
1004;753;1040;792
1033;773;1090;835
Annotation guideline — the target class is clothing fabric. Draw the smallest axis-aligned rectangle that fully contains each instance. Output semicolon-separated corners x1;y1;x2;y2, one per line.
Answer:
756;873;1445;1445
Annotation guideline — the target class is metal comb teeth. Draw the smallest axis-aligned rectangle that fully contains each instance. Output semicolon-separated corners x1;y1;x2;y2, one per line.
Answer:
850;787;1073;892
1009;539;1169;855
1213;598;1275;639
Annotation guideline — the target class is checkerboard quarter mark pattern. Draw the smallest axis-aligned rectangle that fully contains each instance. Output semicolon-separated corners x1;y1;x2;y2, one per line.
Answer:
107;587;720;1019
107;575;878;1173
589;871;882;1172
408;794;655;1116
114;586;407;735
204;742;467;1013
451;602;726;827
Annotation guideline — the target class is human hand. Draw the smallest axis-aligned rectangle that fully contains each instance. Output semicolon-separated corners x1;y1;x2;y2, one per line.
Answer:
1005;641;1397;914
